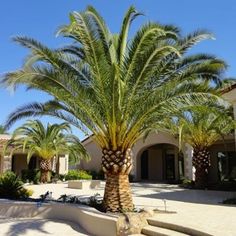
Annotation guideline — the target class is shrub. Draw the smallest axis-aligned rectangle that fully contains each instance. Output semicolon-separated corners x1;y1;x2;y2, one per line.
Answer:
222;198;236;205
18;188;34;199
21;169;41;184
180;177;194;188
64;170;92;180
51;171;65;182
0;171;32;199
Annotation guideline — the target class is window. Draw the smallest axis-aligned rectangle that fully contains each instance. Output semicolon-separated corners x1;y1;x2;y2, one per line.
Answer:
218;151;236;181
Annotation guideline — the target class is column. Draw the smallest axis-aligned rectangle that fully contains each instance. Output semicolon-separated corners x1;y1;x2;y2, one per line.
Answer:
183;143;194;180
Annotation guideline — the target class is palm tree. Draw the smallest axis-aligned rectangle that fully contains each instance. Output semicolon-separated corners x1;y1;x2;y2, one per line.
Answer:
4;120;89;183
162;105;235;188
1;6;227;211
0;125;7;134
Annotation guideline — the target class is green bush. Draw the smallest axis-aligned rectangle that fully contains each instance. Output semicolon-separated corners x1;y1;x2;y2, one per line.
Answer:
51;171;65;182
64;170;92;181
0;171;33;199
21;169;41;184
222;198;236;205
180;177;194;188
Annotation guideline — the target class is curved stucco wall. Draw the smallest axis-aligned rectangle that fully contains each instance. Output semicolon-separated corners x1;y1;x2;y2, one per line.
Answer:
132;132;179;179
79;139;103;172
79;132;180;180
0;200;118;236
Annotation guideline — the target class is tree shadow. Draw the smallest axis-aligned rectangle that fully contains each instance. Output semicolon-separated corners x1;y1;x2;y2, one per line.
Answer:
133;187;236;206
0;219;50;236
0;218;87;236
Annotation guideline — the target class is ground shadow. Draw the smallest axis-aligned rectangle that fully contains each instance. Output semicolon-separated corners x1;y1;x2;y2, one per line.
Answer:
0;218;87;236
132;185;236;206
1;219;50;236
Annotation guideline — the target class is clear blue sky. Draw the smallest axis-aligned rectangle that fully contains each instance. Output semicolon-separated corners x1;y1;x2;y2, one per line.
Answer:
0;0;236;139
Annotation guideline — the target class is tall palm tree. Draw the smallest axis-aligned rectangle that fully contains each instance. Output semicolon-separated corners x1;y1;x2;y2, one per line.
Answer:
162;105;235;188
1;6;228;211
4;120;89;183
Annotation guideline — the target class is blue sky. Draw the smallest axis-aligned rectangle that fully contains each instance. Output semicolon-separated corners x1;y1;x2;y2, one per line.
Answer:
0;0;236;139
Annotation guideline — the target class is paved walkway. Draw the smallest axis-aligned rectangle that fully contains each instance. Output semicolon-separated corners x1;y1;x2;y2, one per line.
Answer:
0;218;88;236
3;182;236;236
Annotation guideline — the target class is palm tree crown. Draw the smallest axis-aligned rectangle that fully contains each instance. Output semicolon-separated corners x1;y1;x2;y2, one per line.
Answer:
1;6;229;211
4;120;89;182
162;105;235;188
2;6;226;151
164;105;235;149
0;125;7;134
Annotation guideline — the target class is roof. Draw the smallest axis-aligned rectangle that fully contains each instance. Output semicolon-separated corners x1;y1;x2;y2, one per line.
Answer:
221;83;236;94
0;135;10;149
81;134;94;143
0;134;11;141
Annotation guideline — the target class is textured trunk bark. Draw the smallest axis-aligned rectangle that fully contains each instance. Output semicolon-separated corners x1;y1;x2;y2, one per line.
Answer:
40;159;52;183
192;147;211;189
102;148;133;212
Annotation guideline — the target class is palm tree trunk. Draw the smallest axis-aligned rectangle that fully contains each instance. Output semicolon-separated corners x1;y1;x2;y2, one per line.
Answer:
192;147;211;189
102;148;133;212
40;159;52;183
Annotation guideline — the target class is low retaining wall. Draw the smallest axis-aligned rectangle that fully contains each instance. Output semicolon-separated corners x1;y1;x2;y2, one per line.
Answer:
68;180;101;189
0;200;118;236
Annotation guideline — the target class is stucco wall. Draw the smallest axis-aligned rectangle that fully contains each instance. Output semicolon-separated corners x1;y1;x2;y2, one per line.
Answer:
183;144;193;180
58;155;69;174
0;155;3;174
2;156;12;173
79;131;235;184
148;148;163;180
79;139;102;172
12;154;28;176
80;132;180;179
133;132;179;180
0;200;118;236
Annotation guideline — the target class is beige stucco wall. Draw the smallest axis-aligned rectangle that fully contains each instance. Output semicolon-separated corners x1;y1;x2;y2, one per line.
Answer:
2;156;12;173
12;154;28;176
148;148;163;180
182;144;193;180
0;155;3;173
132;132;179;180
78;138;102;172
135;143;180;181
58;155;69;175
0;201;118;236
79;132;182;180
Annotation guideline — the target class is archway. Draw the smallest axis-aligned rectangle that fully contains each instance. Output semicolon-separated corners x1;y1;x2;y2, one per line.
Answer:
138;143;183;182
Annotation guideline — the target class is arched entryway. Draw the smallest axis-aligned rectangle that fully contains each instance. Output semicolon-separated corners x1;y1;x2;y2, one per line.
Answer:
138;143;184;182
11;154;38;176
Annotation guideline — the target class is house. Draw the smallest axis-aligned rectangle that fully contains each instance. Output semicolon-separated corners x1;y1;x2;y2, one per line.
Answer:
0;134;69;176
77;86;236;183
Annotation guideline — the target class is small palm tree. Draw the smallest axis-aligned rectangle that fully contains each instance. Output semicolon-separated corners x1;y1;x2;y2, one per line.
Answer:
162;105;235;188
4;120;89;183
0;125;7;134
2;6;228;211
